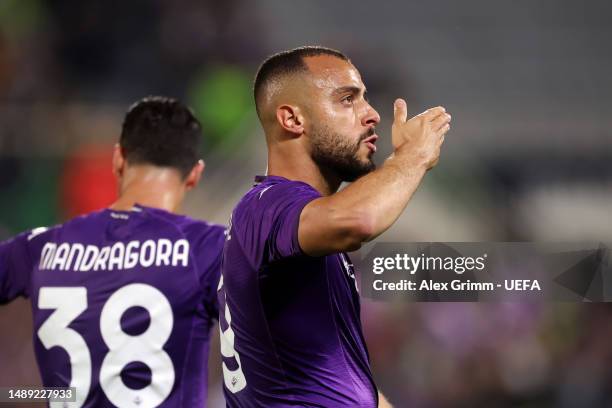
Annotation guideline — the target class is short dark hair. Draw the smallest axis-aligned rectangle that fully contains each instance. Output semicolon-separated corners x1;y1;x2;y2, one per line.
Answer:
253;46;349;116
120;96;201;178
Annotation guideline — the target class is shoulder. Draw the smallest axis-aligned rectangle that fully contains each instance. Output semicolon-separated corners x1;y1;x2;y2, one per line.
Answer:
25;210;105;241
42;209;110;240
17;223;62;249
131;206;220;238
0;221;65;267
234;177;320;220
181;218;226;246
147;213;227;264
227;178;320;264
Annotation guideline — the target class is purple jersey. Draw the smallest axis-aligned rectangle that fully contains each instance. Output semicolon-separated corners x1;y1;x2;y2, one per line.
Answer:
0;205;225;408
218;176;377;407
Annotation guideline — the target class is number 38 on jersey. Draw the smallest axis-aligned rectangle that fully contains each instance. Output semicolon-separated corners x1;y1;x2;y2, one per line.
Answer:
37;284;174;408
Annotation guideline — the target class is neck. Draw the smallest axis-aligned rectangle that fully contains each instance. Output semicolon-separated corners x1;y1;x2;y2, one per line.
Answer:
110;166;185;213
267;141;341;196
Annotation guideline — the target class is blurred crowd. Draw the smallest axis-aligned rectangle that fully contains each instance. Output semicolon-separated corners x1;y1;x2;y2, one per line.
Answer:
1;0;611;406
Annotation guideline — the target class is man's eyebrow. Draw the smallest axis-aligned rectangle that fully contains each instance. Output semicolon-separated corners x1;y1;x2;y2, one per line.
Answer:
332;85;365;96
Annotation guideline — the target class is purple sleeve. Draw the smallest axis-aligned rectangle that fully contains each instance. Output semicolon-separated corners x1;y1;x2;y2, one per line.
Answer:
237;181;320;267
266;185;318;262
0;232;32;303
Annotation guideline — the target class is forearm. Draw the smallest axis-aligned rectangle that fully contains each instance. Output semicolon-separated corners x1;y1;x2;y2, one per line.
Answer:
326;145;428;241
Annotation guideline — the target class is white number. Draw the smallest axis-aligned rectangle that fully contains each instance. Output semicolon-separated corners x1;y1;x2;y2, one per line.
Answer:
100;284;174;408
38;287;91;408
37;285;175;408
218;275;247;393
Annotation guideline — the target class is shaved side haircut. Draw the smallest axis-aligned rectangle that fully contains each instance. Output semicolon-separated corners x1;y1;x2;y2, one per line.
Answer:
253;46;349;118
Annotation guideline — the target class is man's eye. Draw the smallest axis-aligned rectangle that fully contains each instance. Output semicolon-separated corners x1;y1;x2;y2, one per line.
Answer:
342;95;354;104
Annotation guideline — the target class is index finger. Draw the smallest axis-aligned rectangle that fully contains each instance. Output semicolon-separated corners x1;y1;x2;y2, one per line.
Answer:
419;106;446;120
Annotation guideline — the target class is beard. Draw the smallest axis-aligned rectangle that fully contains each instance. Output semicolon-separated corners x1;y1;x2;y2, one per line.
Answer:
310;124;376;182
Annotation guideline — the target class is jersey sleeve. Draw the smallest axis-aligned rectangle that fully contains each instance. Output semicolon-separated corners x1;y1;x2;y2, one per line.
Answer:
0;232;33;303
235;181;320;269
266;183;320;262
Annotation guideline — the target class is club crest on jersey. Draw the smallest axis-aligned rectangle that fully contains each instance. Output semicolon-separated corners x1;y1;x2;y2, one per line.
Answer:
339;253;359;292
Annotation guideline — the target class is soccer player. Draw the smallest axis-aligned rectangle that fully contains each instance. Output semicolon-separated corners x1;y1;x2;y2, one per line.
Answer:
0;97;225;407
218;46;451;407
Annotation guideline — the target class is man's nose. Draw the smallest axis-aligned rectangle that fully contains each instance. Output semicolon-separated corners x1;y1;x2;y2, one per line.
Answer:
362;103;381;127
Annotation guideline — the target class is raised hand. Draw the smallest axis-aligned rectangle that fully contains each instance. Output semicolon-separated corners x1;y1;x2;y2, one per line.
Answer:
392;99;451;170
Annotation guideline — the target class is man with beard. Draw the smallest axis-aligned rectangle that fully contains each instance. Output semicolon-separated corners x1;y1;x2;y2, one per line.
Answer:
218;46;451;407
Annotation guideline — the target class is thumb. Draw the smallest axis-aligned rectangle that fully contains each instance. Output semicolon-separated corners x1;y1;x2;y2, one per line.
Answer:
393;98;407;125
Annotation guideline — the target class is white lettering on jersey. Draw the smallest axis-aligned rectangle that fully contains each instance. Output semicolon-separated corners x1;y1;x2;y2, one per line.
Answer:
124;241;140;269
173;239;189;267
39;239;191;272
141;240;156;268
51;244;70;270
40;243;57;269
80;246;99;272
93;247;111;271
155;239;172;267
108;243;125;271
66;244;85;270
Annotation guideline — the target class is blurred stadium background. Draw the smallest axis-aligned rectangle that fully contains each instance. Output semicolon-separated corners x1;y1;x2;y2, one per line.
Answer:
1;0;612;406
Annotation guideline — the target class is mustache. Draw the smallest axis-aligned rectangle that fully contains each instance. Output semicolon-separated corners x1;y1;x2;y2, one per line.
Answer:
358;128;376;142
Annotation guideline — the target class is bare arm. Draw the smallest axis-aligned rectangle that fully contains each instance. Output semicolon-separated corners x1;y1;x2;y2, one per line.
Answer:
378;392;393;408
299;99;451;256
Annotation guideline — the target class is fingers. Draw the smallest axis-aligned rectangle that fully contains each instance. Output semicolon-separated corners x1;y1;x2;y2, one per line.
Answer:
419;106;446;121
439;134;446;145
438;123;450;137
393;99;408;125
430;112;451;132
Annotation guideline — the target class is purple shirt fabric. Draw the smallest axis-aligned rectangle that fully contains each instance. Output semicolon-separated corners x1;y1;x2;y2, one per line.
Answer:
0;205;225;407
219;176;377;407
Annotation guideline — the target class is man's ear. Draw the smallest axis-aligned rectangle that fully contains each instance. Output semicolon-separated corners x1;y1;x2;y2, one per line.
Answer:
276;105;305;137
112;144;126;179
185;159;205;191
